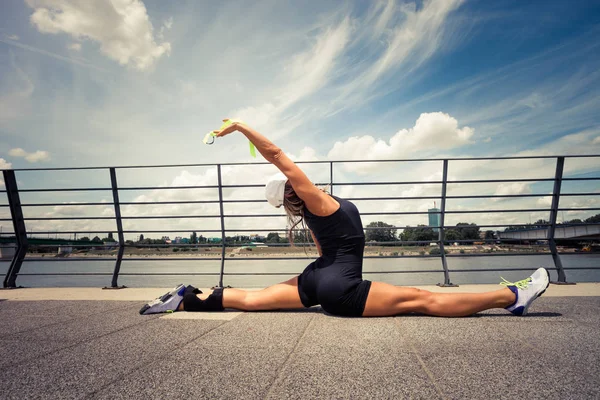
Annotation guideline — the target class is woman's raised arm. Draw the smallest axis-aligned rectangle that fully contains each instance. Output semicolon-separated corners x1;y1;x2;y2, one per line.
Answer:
215;121;337;215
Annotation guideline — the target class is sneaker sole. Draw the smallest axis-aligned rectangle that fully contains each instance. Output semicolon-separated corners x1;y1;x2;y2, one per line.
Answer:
139;284;185;315
535;268;551;299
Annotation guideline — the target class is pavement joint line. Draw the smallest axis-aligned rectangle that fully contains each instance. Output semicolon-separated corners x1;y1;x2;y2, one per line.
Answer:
0;302;140;339
86;318;228;399
496;322;546;355
263;314;317;400
0;312;162;372
396;318;447;400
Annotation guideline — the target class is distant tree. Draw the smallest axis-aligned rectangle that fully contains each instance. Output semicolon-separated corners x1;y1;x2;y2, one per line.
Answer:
444;229;461;242
92;236;102;243
455;223;480;242
139;234;145;242
484;230;495;240
266;232;281;243
366;221;397;243
563;219;582;225
78;236;90;242
585;213;600;223
400;225;436;244
107;232;114;240
190;232;198;244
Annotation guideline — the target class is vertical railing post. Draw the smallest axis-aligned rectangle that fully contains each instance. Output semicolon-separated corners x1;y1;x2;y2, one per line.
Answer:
216;164;227;288
548;157;572;284
107;168;126;289
437;160;457;287
329;161;334;195
2;170;28;288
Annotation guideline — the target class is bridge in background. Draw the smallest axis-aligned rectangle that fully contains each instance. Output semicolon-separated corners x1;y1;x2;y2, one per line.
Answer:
499;224;600;241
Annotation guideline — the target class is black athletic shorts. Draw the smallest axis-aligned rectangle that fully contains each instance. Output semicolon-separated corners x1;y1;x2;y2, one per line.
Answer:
297;259;372;317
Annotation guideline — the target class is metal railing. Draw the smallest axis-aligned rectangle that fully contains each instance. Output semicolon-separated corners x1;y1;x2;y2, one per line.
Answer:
1;155;599;288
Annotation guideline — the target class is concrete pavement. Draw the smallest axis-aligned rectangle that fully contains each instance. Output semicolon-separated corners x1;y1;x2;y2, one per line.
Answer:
0;286;599;399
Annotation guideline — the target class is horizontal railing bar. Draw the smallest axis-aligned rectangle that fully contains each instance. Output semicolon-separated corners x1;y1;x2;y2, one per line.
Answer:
561;177;600;181
21;202;114;207
121;200;219;205
557;207;600;211
446;194;551;199
14;194;600;207
22;257;222;261
118;185;219;190
5;154;600;172
31;243;227;248
17;188;112;192
13;266;597;278
11;183;600;195
24;217;115;221
560;193;600;196
23;206;591;221
444;252;551;257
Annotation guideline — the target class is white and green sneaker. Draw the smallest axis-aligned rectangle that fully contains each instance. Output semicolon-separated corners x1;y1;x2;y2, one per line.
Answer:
500;268;550;316
139;284;186;315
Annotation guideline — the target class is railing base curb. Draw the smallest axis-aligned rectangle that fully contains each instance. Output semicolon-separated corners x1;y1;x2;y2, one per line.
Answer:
0;286;26;290
436;283;459;288
102;285;128;290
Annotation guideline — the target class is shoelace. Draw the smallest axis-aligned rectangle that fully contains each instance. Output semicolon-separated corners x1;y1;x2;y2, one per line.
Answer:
499;276;532;289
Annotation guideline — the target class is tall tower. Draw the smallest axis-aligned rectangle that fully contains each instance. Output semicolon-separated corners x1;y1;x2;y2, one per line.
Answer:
428;201;441;232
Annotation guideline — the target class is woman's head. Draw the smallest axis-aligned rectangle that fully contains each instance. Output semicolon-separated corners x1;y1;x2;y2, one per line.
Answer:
265;176;305;244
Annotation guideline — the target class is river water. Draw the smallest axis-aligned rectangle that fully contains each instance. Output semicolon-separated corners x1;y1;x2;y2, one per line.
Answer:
1;254;598;288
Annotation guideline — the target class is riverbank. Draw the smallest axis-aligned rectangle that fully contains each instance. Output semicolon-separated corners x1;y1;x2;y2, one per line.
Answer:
21;244;574;259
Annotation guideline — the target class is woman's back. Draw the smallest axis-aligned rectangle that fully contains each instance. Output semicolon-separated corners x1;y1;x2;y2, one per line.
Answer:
304;195;365;262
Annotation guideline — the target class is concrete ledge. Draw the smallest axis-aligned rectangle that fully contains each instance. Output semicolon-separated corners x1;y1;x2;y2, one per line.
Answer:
0;283;599;301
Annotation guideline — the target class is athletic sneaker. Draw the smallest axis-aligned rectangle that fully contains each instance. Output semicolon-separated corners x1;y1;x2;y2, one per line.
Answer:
500;267;550;316
139;284;186;315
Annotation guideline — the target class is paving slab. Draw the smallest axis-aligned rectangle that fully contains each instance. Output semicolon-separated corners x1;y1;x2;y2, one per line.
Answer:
1;318;223;399
92;312;318;399
266;313;442;399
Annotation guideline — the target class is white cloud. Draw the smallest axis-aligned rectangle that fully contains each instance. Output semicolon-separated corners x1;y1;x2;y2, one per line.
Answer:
494;183;532;196
7;34;20;40
592;136;600;145
328;112;473;166
9;148;51;162
0;158;12;169
157;17;173;40
0;51;35;123
229;17;351;138
25;0;171;70
68;42;81;51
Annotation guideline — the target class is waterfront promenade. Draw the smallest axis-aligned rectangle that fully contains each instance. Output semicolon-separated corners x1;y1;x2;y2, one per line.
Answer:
1;284;599;399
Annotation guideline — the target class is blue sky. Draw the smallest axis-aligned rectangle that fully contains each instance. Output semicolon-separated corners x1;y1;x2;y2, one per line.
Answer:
0;0;599;236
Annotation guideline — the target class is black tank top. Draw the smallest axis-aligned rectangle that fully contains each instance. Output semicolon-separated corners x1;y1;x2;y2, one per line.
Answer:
303;195;365;262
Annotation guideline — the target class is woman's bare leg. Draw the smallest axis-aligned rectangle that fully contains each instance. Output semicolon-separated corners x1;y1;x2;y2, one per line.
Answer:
177;276;305;311
363;281;516;317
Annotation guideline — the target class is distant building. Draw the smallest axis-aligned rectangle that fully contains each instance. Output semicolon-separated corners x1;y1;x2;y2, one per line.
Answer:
428;204;441;232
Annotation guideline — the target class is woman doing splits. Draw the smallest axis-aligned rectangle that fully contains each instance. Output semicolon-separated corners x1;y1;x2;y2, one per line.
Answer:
140;122;549;317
